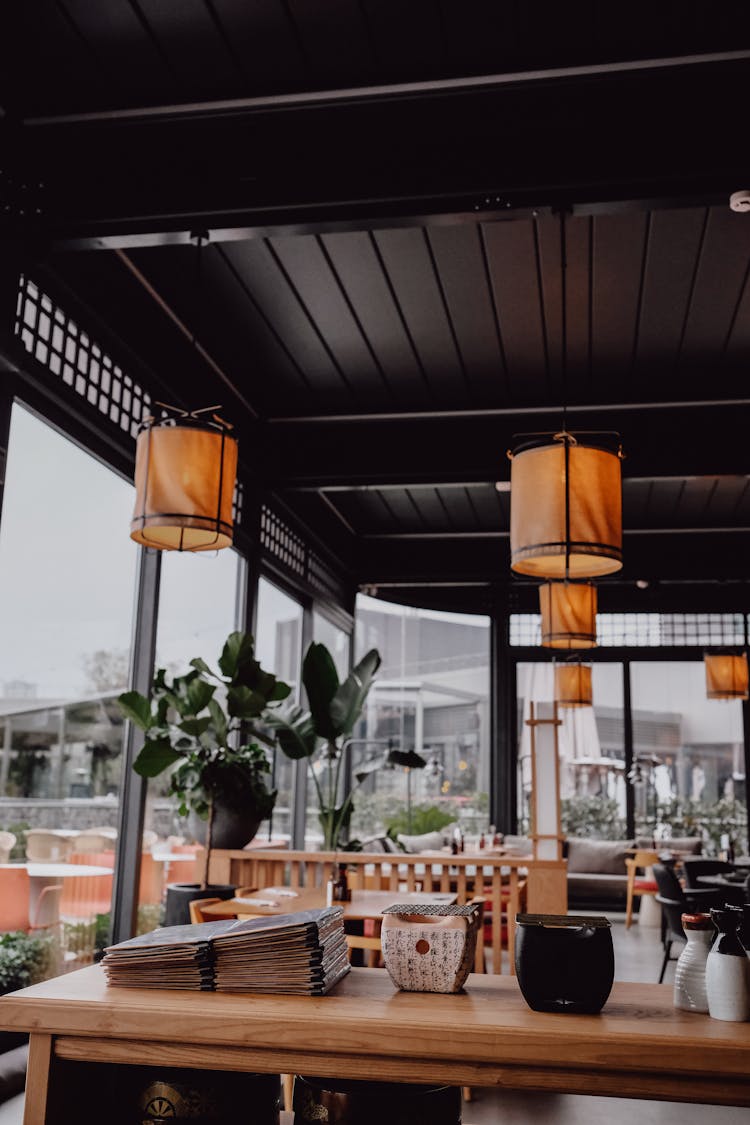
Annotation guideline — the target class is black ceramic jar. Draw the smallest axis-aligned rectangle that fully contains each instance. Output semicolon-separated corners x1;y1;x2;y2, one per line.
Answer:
514;913;614;1014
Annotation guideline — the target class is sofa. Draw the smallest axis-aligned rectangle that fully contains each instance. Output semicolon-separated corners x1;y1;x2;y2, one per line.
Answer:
566;836;703;910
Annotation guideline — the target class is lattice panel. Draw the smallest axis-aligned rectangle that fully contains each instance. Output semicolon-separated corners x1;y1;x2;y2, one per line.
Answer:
15;276;151;440
260;505;306;578
510;612;748;648
308;550;347;605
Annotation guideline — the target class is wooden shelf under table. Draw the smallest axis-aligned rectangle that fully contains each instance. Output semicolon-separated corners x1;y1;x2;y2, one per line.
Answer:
4;966;750;1122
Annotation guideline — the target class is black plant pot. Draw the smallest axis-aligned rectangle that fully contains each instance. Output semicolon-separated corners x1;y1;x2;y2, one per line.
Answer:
164;884;236;927
189;802;265;851
515;913;614;1014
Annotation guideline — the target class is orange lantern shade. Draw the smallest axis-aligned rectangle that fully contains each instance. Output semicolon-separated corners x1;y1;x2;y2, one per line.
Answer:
130;416;238;551
705;653;749;701
555;663;593;708
510;434;622;578
540;582;597;649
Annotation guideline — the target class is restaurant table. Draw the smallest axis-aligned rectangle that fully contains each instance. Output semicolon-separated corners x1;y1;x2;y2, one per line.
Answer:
4;965;750;1124
199;887;456;920
696;873;747;904
0;863;115;927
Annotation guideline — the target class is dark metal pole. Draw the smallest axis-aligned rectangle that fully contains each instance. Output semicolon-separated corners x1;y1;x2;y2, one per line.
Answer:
623;660;635;840
110;546;161;944
491;602;517;833
291;601;314;849
742;698;750;856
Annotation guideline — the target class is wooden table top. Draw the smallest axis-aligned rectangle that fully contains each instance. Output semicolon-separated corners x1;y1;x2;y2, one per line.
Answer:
201;888;456;920
4;966;750;1105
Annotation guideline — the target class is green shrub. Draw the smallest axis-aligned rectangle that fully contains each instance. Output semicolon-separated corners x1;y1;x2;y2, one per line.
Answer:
0;822;29;862
0;931;55;994
560;796;627;840
385;804;456;838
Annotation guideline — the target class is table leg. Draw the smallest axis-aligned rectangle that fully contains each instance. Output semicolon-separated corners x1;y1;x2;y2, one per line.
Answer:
23;1033;52;1125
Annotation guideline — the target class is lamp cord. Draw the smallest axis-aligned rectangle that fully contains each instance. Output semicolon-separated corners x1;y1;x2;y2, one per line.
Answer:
559;208;568;436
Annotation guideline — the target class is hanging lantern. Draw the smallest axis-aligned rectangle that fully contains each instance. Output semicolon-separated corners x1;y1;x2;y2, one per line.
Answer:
509;432;623;578
130;411;238;551
539;582;597;649
555;662;593;708
705;653;749;701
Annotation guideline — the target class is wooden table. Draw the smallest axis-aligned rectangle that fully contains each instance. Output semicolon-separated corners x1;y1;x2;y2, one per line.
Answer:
5;966;750;1124
200;888;456;920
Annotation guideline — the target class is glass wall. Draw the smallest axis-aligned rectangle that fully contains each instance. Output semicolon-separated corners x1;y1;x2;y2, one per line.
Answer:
349;595;490;844
516;663;626;841
630;661;746;851
0;403;138;972
136;549;243;925
255;577;304;843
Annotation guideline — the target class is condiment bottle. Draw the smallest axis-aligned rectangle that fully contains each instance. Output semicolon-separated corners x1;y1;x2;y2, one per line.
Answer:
673;913;711;1013
705;907;750;1021
332;862;350;903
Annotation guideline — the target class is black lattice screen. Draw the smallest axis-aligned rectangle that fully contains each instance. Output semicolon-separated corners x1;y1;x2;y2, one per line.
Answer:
15;276;151;440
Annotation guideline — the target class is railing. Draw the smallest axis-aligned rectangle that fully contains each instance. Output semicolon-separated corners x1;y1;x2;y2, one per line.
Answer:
208;849;568;974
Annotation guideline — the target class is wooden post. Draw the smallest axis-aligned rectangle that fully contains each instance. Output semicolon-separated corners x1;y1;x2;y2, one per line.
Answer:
525;702;567;914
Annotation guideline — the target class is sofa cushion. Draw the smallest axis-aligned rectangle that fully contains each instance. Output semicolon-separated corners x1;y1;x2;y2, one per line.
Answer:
567;873;628;899
665;837;702;855
566;837;634;875
396;830;445;853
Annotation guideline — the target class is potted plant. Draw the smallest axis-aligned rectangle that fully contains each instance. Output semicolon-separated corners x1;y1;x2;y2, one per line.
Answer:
269;643;382;850
118;631;290;923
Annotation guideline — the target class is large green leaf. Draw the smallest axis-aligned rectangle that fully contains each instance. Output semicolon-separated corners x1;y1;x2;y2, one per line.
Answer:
302;643;339;740
207;698;228;742
117;691;153;731
133;737;182;778
218;631;255;679
266;706;319;760
178;717;212;738
268;680;292;702
186;679;215;715
227;685;266;719
188;657;215;679
329;649;381;737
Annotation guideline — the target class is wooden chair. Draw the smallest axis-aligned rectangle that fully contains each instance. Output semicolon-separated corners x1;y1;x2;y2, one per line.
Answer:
625;850;660;929
71;833;112;854
0;830;16;864
188;897;237;924
25;831;73;863
345;932;382;968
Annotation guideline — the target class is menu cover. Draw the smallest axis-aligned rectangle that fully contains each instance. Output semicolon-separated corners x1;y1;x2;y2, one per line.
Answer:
102;907;349;995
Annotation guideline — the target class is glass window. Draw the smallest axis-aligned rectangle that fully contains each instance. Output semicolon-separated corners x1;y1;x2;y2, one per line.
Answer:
137;549;242;924
350;595;490;845
0;403;137;972
630;661;746;852
516;663;626;841
256;578;304;844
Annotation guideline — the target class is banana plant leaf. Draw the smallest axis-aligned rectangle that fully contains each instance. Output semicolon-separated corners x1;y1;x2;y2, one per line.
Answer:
328;648;381;737
387;748;427;770
301;642;340;741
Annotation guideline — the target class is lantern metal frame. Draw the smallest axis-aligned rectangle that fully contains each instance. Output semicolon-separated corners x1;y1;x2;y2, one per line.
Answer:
130;404;237;552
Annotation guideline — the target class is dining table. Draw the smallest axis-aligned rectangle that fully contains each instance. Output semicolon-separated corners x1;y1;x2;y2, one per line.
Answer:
696;872;747;905
0;862;115;927
199;887;456;921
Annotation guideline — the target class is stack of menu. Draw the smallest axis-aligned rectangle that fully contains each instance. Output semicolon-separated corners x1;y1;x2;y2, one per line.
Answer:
102;907;349;996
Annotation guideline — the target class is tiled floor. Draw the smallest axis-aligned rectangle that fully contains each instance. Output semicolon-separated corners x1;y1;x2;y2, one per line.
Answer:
466;913;748;1124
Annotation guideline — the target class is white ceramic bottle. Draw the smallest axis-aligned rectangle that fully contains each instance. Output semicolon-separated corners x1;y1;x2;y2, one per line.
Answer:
705;908;750;1022
674;913;712;1012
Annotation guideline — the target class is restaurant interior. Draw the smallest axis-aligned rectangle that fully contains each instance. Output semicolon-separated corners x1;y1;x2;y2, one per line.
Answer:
2;5;750;1124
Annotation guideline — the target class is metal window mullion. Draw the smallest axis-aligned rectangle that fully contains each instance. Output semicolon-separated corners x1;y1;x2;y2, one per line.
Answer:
491;604;516;833
291;600;314;850
111;545;161;944
623;660;635;840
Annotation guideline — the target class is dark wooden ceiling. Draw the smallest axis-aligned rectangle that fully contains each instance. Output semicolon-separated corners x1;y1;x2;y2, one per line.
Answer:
4;4;750;611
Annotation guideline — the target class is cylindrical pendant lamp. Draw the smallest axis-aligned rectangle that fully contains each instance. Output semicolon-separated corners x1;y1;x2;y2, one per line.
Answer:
705;653;749;701
555;662;593;708
540;582;597;649
130;413;238;551
510;433;622;578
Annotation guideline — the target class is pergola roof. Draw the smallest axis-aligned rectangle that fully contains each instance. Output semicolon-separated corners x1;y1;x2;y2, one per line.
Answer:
4;5;750;613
